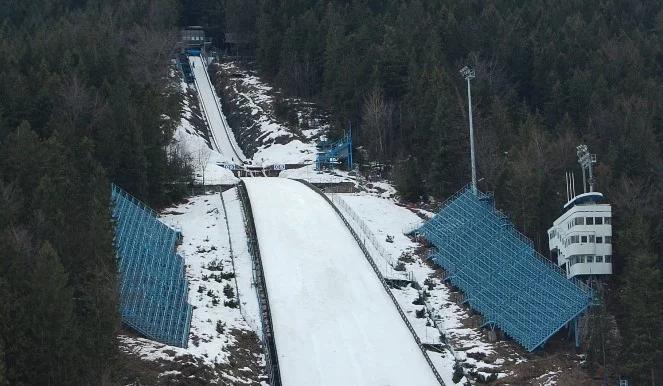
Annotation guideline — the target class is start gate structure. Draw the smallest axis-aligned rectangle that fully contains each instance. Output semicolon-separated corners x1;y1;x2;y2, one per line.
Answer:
417;186;592;352
315;129;352;170
111;184;192;348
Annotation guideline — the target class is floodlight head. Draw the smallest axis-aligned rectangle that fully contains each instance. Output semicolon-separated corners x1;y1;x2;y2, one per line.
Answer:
460;66;475;80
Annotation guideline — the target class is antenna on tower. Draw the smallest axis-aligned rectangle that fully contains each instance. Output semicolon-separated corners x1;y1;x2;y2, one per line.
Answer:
565;172;570;202
576;145;597;193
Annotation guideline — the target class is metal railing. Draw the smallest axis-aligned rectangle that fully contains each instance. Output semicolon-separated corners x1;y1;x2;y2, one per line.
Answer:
329;194;409;280
297;180;445;385
236;181;281;386
328;192;468;379
219;191;241;310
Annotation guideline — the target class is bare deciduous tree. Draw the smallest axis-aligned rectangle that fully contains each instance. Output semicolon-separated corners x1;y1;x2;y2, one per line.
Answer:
362;87;394;161
196;144;212;186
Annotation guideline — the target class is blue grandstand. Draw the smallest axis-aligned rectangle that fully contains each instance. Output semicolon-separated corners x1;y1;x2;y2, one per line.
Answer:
418;186;592;351
111;184;192;348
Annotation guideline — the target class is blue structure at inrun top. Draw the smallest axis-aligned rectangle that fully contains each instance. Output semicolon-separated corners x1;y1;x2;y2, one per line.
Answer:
111;184;192;348
418;186;592;352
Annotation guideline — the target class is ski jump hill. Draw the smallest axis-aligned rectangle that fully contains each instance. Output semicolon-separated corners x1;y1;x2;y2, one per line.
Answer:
189;55;246;164
242;177;440;386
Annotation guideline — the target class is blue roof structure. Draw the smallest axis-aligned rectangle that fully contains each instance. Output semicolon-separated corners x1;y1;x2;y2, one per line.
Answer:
111;184;192;348
418;186;591;351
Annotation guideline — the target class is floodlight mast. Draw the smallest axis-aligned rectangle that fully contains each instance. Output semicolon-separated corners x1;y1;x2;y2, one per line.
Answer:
576;144;597;193
461;66;477;194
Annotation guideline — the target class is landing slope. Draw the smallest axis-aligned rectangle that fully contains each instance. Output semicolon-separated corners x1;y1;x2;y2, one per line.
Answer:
243;177;439;386
189;55;246;163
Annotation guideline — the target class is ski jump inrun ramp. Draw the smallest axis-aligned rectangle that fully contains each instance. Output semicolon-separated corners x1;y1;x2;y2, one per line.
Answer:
243;178;439;385
189;55;246;164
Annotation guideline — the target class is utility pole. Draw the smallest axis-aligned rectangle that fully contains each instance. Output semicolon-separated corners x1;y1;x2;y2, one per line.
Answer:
460;66;477;194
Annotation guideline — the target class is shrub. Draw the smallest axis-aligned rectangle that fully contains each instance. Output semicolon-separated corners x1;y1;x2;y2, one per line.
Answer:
223;284;235;299
452;363;464;383
224;299;238;308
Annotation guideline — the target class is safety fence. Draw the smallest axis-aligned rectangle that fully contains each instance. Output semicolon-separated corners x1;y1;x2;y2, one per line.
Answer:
329;194;420;284
298;180;445;385
219;189;261;333
328;192;468;379
237;181;282;386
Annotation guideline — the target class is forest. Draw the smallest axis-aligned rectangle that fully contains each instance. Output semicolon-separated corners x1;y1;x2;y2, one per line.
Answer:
0;0;188;383
190;0;663;383
0;0;661;384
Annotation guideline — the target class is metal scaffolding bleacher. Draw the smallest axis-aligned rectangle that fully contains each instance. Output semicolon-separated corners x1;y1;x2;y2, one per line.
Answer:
111;184;192;348
418;186;592;351
315;130;352;170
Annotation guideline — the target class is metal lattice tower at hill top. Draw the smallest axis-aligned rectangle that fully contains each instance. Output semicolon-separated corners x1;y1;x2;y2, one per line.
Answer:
111;184;192;348
418;186;592;351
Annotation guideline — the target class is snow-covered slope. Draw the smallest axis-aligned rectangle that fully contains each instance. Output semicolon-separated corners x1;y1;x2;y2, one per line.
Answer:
190;56;246;164
119;193;266;384
243;177;439;386
213;61;326;166
173;75;237;185
334;192;527;383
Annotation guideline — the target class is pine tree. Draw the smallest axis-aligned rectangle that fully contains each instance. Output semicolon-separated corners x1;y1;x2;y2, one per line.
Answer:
620;253;663;384
393;155;423;202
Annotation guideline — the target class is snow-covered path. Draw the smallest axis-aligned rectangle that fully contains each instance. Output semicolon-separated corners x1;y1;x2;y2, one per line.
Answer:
243;177;439;386
190;55;246;163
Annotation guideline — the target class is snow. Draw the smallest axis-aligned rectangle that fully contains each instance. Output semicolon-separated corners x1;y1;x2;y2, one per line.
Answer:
161;194;252;363
173;77;238;185
334;191;524;381
120;193;265;384
221;188;262;334
217;61;325;166
278;164;357;184
190;56;246;164
243;177;439;386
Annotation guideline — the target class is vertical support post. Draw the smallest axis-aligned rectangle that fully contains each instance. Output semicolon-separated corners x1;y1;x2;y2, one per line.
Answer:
461;66;477;194
467;77;477;194
348;123;353;170
574;316;581;347
581;168;587;193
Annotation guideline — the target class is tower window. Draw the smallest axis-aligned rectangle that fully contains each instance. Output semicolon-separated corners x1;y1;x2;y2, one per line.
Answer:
596;237;603;243
604;217;611;224
596;256;603;262
595;217;603;225
581;236;587;243
586;217;594;225
605;255;612;263
605;236;612;244
589;235;595;243
587;256;594;263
